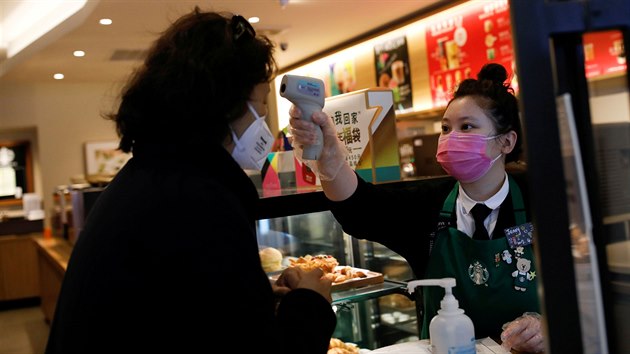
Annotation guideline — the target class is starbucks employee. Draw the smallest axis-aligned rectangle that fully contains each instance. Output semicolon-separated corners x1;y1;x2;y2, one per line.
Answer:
289;63;544;353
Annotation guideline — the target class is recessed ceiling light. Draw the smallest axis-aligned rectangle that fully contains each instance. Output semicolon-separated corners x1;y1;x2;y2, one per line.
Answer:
99;18;112;25
53;73;64;80
73;50;85;57
248;17;260;24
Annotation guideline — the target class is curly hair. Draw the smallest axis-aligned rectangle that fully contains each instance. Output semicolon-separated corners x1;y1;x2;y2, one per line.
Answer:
449;63;522;163
105;7;276;153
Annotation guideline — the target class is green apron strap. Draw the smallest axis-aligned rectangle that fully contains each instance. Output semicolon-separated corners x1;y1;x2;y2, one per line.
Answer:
440;181;459;218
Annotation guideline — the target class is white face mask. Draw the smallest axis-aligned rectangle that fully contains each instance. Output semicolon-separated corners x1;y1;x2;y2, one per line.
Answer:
231;102;274;170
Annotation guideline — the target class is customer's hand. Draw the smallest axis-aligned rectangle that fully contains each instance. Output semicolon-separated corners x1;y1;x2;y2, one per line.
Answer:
275;266;333;303
288;105;348;181
271;279;291;298
500;312;545;353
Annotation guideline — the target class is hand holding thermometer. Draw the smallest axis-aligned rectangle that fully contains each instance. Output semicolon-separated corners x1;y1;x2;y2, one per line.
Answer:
279;74;325;160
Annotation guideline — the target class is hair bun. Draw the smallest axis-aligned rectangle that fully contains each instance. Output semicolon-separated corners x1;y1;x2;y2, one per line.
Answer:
477;63;508;86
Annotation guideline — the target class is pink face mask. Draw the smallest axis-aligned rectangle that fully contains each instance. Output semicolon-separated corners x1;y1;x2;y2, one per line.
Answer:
436;131;502;183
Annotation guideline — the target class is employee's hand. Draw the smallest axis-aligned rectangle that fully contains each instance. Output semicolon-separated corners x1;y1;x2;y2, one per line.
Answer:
289;105;333;145
288;105;348;181
500;312;545;353
275;266;333;303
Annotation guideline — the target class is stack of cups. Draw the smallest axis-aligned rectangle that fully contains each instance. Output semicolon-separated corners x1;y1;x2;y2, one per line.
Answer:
22;193;44;220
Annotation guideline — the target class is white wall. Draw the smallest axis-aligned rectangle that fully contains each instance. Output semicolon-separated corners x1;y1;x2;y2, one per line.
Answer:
0;81;123;223
590;91;630;124
589;75;630;124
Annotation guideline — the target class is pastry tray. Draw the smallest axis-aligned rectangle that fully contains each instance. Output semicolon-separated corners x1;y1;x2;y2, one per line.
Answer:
269;266;384;292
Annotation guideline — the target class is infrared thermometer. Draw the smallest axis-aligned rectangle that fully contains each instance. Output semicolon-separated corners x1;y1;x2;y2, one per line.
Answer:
279;74;325;160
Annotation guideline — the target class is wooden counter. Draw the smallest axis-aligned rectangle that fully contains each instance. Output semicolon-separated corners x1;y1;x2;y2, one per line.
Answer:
32;237;72;324
0;233;40;301
0;218;44;236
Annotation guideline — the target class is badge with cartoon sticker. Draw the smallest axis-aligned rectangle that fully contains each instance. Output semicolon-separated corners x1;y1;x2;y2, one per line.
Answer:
512;257;535;291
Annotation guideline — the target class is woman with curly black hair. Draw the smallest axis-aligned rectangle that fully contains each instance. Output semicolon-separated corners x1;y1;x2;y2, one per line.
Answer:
46;8;335;354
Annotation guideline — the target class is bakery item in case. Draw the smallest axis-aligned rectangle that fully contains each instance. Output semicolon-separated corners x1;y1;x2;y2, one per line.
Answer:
278;254;384;291
328;338;359;354
259;247;283;272
324;266;367;283
289;254;339;274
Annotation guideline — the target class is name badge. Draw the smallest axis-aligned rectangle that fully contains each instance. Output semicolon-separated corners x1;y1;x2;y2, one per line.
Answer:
504;222;534;249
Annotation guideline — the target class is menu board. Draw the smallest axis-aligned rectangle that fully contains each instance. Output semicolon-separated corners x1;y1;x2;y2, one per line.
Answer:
583;30;627;79
425;0;515;107
374;36;413;111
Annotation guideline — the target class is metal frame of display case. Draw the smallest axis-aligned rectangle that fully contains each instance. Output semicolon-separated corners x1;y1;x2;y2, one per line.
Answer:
256;189;332;220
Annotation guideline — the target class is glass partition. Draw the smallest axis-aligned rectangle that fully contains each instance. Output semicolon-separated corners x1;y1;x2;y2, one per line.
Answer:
584;29;630;354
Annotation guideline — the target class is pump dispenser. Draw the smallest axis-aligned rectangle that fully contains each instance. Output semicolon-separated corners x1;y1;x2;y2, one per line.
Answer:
407;277;476;354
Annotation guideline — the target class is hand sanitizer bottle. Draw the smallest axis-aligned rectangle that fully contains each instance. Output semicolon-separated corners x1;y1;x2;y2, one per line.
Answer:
407;277;476;354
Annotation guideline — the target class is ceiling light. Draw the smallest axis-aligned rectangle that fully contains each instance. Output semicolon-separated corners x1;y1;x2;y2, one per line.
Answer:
248;17;260;24
3;0;88;58
53;73;64;80
73;50;85;57
99;18;112;25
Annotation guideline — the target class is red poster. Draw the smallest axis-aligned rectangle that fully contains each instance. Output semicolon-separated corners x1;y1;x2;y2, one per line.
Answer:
583;30;626;79
425;0;515;108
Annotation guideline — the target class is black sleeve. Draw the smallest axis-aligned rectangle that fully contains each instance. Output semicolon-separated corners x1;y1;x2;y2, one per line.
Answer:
277;289;337;354
329;174;455;277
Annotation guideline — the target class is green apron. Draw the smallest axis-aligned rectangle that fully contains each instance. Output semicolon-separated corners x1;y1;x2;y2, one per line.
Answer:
421;176;540;339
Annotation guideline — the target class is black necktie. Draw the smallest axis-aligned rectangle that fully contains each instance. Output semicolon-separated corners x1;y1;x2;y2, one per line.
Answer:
471;203;492;240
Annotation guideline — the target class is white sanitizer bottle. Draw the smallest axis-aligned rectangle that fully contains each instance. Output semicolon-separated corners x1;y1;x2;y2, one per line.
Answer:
407;277;476;354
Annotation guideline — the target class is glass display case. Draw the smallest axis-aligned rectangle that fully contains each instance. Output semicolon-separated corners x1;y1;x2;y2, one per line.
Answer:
255;180;430;350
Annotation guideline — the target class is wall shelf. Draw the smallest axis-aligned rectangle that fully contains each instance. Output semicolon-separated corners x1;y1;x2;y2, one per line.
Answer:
395;108;445;122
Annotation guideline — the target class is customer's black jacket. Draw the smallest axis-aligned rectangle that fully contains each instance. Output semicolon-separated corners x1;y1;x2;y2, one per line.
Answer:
45;142;336;354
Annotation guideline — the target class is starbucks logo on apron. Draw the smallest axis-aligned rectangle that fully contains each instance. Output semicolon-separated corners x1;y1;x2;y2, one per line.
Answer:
468;260;489;285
